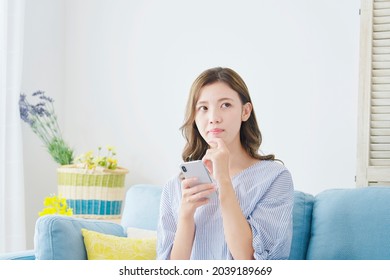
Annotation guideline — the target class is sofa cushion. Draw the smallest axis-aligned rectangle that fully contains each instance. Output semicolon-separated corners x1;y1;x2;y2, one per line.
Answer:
34;215;126;260
121;184;162;230
127;227;157;239
306;187;390;259
288;191;315;260
81;228;156;260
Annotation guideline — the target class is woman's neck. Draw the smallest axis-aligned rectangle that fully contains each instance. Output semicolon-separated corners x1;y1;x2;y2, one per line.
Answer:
228;142;259;178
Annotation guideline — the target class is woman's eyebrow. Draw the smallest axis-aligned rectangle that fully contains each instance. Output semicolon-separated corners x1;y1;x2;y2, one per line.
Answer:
196;100;208;105
197;97;234;105
218;97;234;102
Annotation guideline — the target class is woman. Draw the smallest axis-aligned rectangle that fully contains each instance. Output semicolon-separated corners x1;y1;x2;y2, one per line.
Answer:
157;67;294;260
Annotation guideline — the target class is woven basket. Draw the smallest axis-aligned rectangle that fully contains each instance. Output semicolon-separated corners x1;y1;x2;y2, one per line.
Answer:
57;164;129;219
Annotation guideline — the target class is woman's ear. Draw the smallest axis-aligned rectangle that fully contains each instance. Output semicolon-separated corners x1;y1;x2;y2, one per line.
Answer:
242;102;252;122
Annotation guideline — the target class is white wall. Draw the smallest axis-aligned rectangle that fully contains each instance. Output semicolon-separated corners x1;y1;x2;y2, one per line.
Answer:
21;0;361;249
21;0;66;250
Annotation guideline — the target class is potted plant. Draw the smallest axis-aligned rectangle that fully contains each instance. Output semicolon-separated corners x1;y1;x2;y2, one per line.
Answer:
57;146;128;218
19;91;128;219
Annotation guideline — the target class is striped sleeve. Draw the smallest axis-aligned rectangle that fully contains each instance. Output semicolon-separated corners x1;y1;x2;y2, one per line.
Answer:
248;169;294;260
156;180;177;260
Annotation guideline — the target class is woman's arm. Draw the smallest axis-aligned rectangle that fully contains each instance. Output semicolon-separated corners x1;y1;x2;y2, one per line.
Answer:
169;213;195;259
249;170;294;260
218;178;255;260
203;139;255;259
170;178;216;259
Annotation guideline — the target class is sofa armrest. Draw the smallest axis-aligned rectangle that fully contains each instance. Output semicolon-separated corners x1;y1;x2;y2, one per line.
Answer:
34;215;126;260
0;250;35;260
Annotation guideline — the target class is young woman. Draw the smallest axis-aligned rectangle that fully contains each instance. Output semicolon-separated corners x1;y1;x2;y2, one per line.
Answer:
157;67;294;260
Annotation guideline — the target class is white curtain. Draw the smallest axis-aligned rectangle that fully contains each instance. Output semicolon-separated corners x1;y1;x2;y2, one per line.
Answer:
0;0;26;253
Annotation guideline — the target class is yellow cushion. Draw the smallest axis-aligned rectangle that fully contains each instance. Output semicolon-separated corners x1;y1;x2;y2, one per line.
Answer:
81;228;156;260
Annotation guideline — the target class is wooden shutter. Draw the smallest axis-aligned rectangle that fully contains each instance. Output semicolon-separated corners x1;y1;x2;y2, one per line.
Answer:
357;0;390;186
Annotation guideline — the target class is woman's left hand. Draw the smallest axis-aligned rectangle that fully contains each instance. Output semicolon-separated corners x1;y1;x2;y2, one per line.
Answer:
202;138;230;182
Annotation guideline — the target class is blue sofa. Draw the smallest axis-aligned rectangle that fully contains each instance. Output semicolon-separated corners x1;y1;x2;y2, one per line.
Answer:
2;184;390;260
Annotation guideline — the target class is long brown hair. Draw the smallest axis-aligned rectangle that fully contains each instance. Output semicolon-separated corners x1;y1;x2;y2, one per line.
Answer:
180;67;275;162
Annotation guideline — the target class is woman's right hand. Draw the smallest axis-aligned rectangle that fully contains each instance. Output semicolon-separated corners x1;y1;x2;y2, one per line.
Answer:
180;177;216;217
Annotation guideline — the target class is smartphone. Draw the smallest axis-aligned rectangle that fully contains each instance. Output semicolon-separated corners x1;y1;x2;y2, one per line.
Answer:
179;160;213;187
180;160;215;199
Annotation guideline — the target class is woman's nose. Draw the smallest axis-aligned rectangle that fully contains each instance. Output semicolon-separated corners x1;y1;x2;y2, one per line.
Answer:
209;109;222;124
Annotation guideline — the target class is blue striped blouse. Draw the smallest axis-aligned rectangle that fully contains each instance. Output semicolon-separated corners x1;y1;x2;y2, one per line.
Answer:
157;160;294;260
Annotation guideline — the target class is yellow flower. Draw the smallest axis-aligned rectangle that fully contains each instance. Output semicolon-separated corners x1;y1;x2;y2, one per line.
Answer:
106;145;115;152
38;194;73;217
75;145;119;170
85;150;94;159
87;162;96;170
107;158;118;170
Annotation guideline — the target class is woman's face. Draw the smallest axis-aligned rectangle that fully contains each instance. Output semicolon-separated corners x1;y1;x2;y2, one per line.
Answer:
194;81;251;148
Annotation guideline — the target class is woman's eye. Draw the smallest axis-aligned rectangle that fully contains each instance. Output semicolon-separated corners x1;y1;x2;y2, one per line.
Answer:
221;103;231;108
197;106;208;111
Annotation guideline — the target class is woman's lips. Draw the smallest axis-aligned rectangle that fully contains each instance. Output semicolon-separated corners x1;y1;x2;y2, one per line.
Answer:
208;128;224;135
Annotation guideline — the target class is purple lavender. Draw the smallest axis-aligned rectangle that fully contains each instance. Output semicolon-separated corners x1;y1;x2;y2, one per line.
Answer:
19;91;74;165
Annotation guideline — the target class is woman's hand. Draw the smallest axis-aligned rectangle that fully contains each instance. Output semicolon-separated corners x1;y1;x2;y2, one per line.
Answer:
172;178;215;260
202;138;230;182
179;178;216;217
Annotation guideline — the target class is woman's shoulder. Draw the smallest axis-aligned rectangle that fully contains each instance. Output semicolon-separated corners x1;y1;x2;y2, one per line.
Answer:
245;159;290;176
235;159;293;187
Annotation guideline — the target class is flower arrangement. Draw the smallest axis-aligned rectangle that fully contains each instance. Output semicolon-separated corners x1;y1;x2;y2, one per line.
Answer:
75;145;118;171
19;91;74;165
38;194;73;216
58;145;127;218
